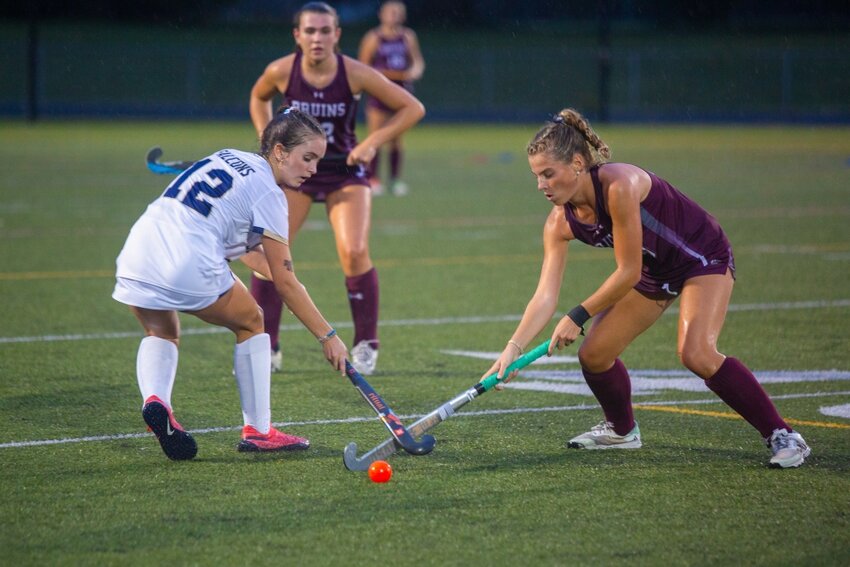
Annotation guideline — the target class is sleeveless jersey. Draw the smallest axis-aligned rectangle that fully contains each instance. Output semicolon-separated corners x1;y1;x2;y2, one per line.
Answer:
116;149;289;297
565;164;732;296
371;32;412;90
284;51;360;163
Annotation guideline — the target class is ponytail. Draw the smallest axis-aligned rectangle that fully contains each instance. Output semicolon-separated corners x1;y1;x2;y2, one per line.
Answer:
527;108;610;166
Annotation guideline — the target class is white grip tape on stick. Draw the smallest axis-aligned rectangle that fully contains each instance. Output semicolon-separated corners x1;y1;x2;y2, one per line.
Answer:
437;403;455;420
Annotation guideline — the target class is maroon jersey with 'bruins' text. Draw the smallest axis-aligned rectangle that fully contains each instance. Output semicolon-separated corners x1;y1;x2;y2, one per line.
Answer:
284;51;360;164
282;51;367;200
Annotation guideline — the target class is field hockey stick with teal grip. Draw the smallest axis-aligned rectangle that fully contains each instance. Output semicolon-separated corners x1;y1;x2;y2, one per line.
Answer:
343;339;551;471
146;146;353;175
146;147;196;175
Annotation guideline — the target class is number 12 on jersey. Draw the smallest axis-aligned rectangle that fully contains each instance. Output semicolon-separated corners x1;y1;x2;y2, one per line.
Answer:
163;158;233;217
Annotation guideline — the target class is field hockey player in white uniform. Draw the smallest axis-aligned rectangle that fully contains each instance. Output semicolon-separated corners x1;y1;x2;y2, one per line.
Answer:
113;107;347;461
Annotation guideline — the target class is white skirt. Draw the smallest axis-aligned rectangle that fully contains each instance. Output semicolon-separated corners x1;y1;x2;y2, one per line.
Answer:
113;275;234;311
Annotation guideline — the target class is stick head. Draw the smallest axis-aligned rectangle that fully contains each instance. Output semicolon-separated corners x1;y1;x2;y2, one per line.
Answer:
343;442;371;471
406;434;436;455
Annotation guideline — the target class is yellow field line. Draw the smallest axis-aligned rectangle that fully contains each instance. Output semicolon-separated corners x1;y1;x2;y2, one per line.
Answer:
636;404;850;429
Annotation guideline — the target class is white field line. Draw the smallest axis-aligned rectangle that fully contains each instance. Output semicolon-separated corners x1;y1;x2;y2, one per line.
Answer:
2;299;849;345
2;390;848;450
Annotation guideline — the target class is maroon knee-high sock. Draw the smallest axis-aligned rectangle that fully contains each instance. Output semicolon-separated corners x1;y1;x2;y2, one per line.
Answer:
705;357;790;438
250;274;282;351
389;147;402;180
345;268;379;348
582;359;635;435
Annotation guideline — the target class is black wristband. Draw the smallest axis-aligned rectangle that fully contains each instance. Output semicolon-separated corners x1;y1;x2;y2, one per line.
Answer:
567;304;591;329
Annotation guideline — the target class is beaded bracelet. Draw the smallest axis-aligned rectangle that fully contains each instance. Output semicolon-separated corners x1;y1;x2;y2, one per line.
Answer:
507;339;524;354
318;329;337;344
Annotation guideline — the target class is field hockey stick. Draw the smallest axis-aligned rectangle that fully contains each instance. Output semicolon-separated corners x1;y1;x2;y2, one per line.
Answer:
146;147;197;175
343;339;551;471
345;360;436;456
145;147;353;175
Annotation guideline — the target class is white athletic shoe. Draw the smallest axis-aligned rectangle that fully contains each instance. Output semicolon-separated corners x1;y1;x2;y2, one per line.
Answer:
370;179;385;196
271;348;282;373
767;428;810;468
350;341;379;376
567;420;642;450
390;180;409;197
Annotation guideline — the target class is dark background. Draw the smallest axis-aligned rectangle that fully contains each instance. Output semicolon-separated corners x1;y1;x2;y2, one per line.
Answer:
2;0;849;122
5;1;850;29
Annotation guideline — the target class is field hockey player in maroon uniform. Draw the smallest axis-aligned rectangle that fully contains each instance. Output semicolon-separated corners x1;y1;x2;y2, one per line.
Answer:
483;108;810;468
249;1;425;376
358;1;425;196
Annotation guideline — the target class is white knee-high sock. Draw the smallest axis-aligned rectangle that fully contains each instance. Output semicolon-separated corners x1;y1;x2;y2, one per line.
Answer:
233;333;272;433
136;336;178;408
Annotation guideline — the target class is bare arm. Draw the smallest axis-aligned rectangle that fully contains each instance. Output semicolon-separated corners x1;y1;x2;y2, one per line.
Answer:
548;166;646;351
581;176;645;314
404;29;425;82
482;207;572;379
239;247;271;280
249;56;293;140
262;236;348;373
345;57;425;165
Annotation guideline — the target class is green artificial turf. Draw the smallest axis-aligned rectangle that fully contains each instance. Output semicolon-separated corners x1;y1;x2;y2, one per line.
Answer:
0;121;848;566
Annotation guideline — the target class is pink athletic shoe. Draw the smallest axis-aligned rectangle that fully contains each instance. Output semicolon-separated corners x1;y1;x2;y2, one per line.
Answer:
237;425;311;452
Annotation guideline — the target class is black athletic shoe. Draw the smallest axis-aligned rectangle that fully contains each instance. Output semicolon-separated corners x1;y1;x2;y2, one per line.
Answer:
142;396;198;461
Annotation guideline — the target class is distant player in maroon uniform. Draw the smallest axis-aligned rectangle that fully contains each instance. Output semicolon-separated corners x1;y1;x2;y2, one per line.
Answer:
358;1;425;196
249;1;424;375
482;107;810;468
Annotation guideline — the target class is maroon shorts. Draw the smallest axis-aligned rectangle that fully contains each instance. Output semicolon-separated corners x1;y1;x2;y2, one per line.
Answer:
636;248;736;300
294;162;369;203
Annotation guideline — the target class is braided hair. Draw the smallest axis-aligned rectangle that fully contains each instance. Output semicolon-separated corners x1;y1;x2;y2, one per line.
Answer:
259;106;325;158
527;108;611;167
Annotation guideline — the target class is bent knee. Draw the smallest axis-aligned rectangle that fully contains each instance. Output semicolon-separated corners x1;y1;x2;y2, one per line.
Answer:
577;346;617;374
244;305;265;334
339;246;371;273
678;348;723;379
